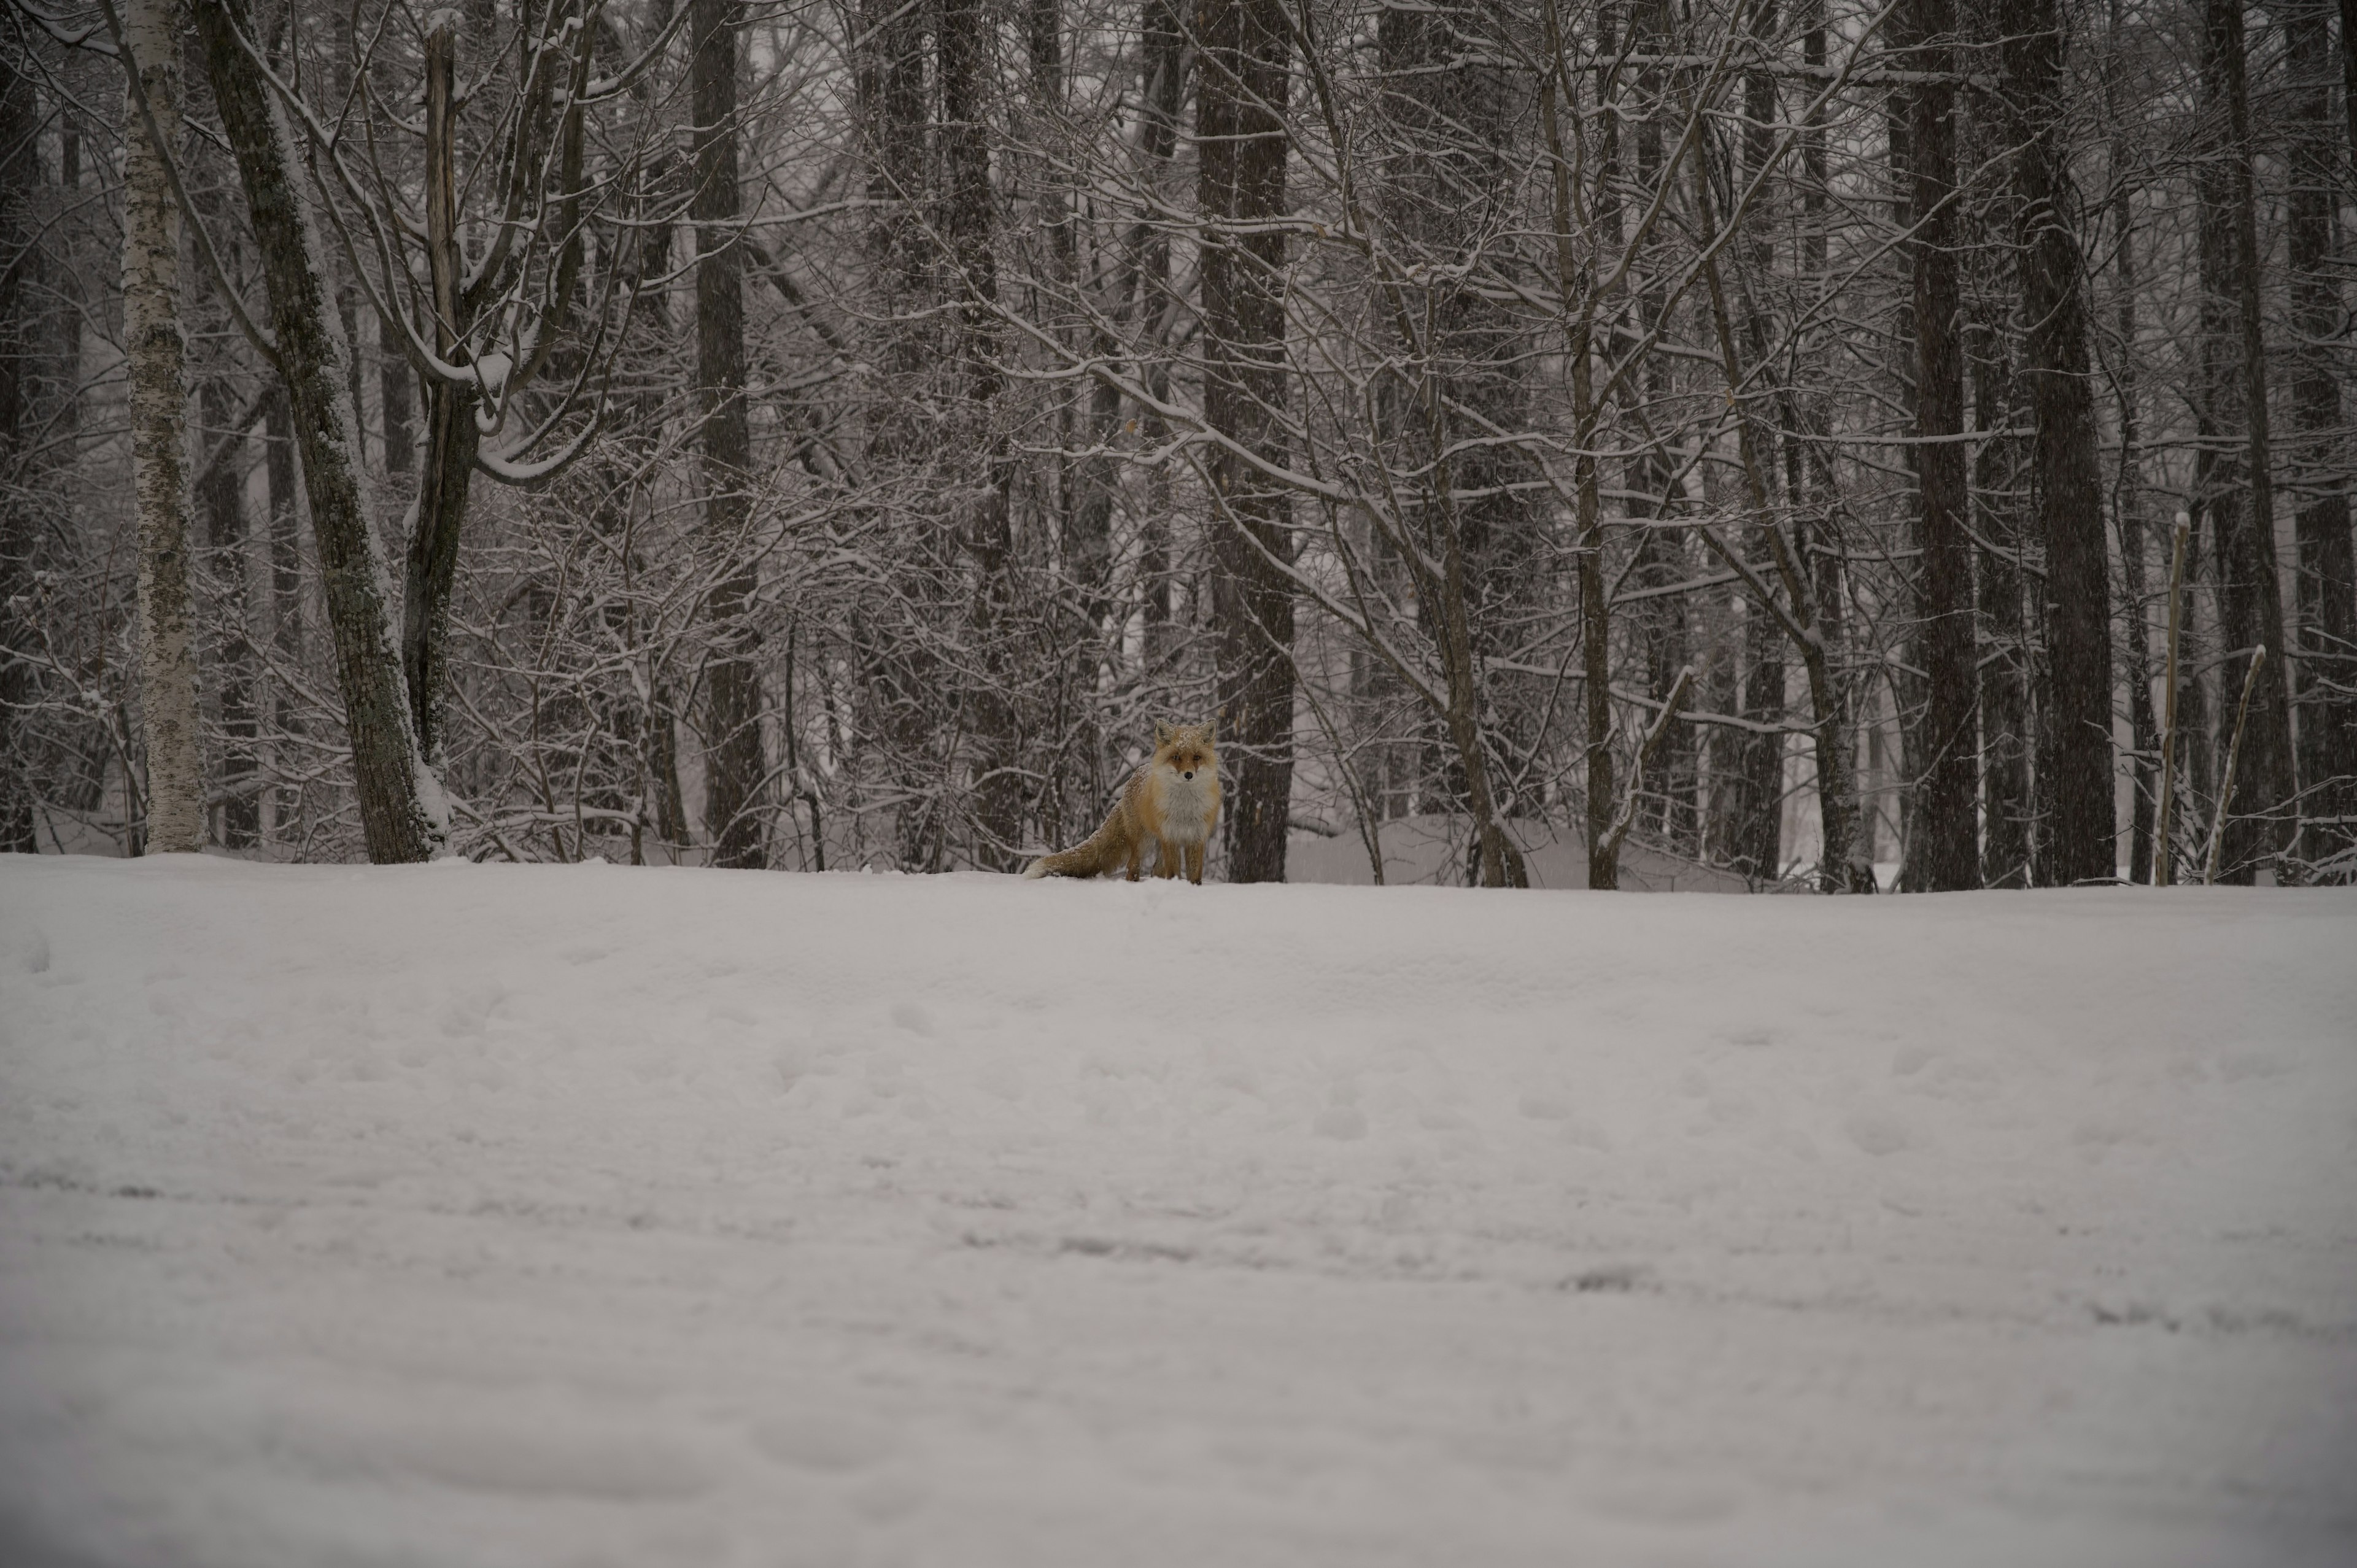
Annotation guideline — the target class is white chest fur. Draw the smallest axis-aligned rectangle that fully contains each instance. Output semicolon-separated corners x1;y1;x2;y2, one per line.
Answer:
1153;770;1216;845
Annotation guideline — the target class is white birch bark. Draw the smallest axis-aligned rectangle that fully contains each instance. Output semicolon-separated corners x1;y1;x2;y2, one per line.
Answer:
123;0;202;852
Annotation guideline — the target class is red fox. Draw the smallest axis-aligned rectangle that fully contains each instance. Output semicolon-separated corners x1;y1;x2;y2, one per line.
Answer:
1023;722;1220;883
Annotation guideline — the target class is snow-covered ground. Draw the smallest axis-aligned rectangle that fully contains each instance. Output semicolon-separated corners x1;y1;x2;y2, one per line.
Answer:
1;855;2351;1567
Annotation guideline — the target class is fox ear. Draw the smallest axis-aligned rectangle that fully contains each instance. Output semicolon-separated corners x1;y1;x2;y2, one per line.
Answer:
1155;720;1173;747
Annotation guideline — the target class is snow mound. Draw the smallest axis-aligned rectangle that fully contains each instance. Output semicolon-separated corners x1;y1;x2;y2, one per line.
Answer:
1;855;2353;1566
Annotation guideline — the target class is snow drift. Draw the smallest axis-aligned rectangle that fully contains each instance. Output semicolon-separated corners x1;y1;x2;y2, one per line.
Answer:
1;855;2352;1566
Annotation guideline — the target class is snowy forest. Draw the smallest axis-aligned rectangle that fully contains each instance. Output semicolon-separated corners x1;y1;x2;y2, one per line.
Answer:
3;0;2355;890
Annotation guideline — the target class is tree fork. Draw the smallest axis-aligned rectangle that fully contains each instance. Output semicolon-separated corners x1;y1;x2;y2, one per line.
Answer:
189;0;442;862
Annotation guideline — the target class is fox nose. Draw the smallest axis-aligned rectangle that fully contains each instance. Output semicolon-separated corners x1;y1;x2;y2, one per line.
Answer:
1182;770;1194;779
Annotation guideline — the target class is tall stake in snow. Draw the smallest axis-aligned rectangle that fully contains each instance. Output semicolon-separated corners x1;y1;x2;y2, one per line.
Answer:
122;0;200;853
2156;517;2189;886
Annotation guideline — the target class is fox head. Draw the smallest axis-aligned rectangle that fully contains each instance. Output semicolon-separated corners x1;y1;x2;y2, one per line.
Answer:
1152;722;1217;783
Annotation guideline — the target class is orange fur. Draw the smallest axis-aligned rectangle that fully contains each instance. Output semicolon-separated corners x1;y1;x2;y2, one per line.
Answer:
1022;723;1221;884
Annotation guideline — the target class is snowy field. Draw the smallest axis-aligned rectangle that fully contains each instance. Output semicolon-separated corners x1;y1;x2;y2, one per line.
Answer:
2;855;2353;1567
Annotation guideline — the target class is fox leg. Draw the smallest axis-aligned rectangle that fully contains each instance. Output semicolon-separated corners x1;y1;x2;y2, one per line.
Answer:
1184;843;1204;885
1124;836;1144;881
1153;839;1180;879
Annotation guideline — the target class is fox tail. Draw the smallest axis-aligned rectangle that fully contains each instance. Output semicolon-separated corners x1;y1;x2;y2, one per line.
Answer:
1023;813;1123;879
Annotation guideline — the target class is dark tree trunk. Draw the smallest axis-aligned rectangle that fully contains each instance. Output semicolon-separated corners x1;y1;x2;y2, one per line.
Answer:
196;0;440;863
401;18;477;773
940;0;1023;870
853;0;941;870
2106;0;2158;884
2288;0;2357;863
379;319;414;480
2199;0;2297;881
1797;0;1865;891
2002;0;2115;883
1197;0;1294;881
1735;1;1786;884
692;0;768;868
1902;0;1980;889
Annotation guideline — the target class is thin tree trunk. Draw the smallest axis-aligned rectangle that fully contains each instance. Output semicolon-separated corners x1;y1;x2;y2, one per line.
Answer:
125;0;201;854
198;373;255;848
692;0;768;868
1538;0;1616;887
1198;0;1295;882
2200;0;2297;881
2287;0;2357;863
195;0;441;862
263;386;303;842
1137;0;1183;673
0;55;39;850
401;15;475;771
1736;0;1786;884
2107;5;2157;885
1973;333;2032;886
1688;121;1864;895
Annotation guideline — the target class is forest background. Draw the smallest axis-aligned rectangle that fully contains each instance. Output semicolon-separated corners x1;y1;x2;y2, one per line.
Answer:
2;0;2353;890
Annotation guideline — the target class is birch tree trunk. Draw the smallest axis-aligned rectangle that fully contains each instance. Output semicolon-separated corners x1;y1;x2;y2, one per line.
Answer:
124;0;201;854
194;0;441;862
